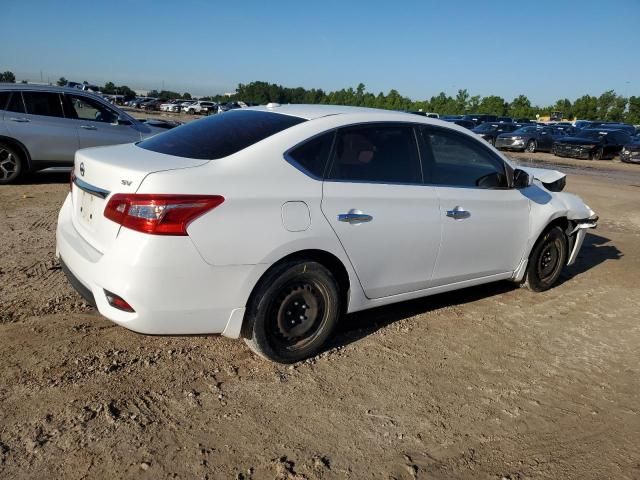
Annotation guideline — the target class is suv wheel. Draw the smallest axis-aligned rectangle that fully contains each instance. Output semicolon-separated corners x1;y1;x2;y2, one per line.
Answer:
0;142;23;185
526;140;537;153
524;226;567;292
242;260;341;363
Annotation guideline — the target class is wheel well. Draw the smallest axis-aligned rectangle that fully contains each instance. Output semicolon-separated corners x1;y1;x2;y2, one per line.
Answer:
534;217;570;256
253;249;351;313
0;136;32;170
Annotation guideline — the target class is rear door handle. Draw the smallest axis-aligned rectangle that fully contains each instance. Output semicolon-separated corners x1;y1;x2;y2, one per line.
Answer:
338;209;373;224
80;125;97;130
446;206;471;220
9;117;30;123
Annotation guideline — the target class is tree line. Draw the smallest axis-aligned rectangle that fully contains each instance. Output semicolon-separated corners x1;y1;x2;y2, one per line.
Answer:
2;70;638;123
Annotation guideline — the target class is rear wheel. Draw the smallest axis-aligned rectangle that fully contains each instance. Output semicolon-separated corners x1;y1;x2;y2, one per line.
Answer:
242;260;341;363
0;142;23;185
526;140;537;153
524;226;567;292
590;147;603;160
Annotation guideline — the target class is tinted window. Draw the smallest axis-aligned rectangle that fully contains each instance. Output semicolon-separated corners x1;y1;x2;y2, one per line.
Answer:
0;91;9;110
327;124;421;184
139;110;306;160
6;92;25;113
422;127;508;188
66;94;118;123
287;131;334;178
22;91;64;118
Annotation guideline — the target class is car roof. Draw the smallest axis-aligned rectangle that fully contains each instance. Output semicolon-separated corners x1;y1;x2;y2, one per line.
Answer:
245;104;411;121
0;82;98;95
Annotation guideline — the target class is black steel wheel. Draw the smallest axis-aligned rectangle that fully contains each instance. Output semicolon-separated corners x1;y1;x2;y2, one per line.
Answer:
524;226;568;292
243;260;340;363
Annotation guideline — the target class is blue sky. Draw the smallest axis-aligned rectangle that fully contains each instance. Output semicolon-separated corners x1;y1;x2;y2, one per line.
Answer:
1;0;638;104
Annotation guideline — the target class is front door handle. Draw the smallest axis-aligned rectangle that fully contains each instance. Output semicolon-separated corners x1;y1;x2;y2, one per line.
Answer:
9;117;30;123
80;125;97;130
338;209;373;224
446;206;471;220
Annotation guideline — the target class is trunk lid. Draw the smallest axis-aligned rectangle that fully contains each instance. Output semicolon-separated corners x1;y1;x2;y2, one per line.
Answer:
71;143;209;253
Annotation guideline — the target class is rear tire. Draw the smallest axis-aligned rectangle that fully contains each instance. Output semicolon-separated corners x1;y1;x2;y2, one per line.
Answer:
242;260;341;363
0;142;23;185
591;147;603;160
524;226;568;292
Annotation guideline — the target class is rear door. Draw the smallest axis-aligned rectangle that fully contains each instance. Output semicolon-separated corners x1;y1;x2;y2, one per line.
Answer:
63;93;141;149
4;90;80;162
321;123;442;299
420;126;529;285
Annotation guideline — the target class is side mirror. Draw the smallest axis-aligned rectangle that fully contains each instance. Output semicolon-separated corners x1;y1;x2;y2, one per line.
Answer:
116;115;132;126
513;168;533;189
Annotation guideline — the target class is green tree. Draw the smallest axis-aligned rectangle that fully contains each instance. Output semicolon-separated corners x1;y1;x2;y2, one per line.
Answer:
478;95;507;116
572;95;598;120
627;96;640;124
455;89;470;113
0;71;16;83
147;89;160;98
57;77;68;87
508;94;535;119
182;92;192;100
102;82;116;94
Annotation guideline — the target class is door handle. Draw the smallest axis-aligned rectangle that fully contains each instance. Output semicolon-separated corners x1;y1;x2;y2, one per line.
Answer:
80;125;97;130
446;206;471;220
338;209;373;224
9;117;30;123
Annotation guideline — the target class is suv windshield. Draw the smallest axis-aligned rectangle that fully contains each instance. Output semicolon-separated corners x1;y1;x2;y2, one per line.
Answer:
138;110;307;160
474;123;499;132
513;126;539;134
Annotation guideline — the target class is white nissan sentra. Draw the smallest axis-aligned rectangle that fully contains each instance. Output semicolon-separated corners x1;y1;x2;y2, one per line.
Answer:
56;105;598;363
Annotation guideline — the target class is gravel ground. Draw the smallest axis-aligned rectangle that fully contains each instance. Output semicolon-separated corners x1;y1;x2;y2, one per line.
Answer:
0;154;639;479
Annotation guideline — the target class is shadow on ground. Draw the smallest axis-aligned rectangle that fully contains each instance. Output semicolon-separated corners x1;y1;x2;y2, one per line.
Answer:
328;232;621;352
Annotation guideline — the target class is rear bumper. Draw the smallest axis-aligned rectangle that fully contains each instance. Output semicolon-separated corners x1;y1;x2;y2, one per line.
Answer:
56;194;268;337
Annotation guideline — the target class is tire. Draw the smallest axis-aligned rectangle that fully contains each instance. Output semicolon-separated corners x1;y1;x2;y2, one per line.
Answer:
526;140;536;153
0;142;23;185
590;147;603;160
242;260;341;363
490;137;496;146
523;226;568;292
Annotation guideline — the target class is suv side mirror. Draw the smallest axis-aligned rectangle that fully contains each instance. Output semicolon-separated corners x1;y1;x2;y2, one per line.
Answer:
513;168;533;188
116;115;133;126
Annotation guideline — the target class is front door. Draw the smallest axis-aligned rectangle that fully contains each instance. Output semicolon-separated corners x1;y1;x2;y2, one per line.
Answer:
420;126;530;286
64;94;141;149
321;123;442;299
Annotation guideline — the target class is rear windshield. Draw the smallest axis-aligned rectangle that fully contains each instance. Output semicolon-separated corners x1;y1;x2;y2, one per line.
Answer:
138;110;306;160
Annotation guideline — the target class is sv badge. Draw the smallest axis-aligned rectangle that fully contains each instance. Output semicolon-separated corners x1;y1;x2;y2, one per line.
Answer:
121;179;132;186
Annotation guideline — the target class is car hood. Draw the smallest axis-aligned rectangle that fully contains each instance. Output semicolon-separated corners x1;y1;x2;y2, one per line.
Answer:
556;136;600;145
517;166;565;185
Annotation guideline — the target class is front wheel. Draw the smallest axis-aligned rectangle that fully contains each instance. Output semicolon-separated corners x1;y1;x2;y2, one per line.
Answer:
0;142;23;185
526;140;537;153
242;260;341;363
524;226;568;292
590;147;603;160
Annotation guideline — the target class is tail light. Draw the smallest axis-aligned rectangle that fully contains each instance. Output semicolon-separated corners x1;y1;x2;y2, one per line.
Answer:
104;194;224;235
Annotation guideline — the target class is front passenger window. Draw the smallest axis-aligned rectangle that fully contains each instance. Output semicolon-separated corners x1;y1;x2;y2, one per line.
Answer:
67;95;118;123
422;128;508;188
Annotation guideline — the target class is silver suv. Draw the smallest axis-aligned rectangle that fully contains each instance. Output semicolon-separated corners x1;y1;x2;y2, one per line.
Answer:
0;84;169;184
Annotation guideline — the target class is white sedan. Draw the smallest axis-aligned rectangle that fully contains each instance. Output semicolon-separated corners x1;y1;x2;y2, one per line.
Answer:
56;105;597;363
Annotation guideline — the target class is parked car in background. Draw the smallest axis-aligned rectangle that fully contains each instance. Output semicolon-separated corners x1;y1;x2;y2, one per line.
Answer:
0;84;174;184
132;97;155;108
440;115;463;121
451;119;476;130
56;104;597;363
141;99;163;111
184;101;216;114
462;114;498;126
552;128;632;160
497;116;513;123
217;102;245;113
472;122;523;145
496;125;565;153
514;117;533;123
619;139;640;164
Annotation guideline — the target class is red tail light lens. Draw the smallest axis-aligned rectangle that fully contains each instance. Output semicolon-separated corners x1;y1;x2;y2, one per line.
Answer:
104;194;224;235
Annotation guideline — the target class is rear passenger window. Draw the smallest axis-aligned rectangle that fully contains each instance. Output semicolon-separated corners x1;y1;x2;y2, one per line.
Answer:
22;92;64;118
0;92;9;110
327;125;422;184
6;92;25;113
422;127;508;188
287;131;334;178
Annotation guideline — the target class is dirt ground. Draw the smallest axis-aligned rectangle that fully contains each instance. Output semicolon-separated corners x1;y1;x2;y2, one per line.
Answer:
1;153;639;479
